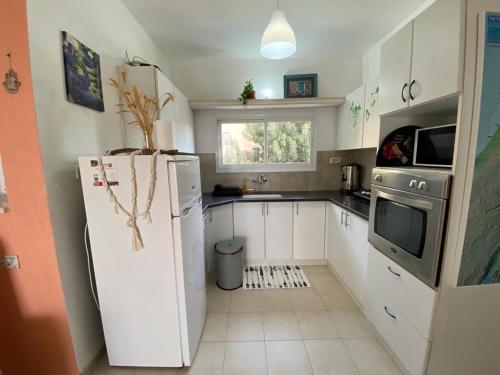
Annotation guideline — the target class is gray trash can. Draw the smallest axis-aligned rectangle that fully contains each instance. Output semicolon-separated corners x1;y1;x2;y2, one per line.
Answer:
215;239;244;290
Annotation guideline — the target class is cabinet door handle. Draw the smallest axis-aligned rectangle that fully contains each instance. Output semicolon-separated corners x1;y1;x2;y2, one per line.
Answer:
384;306;397;320
262;203;265;216
401;82;408;103
267;202;269;216
209;210;213;223
409;79;416;100
387;266;401;277
296;203;299;216
344;212;350;227
340;211;345;225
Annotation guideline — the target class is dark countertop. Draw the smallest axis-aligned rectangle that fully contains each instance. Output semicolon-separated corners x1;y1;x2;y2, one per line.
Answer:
202;191;370;220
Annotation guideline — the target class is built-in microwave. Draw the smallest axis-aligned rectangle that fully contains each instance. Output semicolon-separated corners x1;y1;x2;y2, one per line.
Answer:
368;167;452;287
413;124;456;168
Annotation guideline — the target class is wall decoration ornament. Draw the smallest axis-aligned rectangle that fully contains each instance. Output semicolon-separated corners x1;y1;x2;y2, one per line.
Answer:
2;52;21;94
350;102;362;128
284;74;317;98
365;85;380;123
62;31;104;111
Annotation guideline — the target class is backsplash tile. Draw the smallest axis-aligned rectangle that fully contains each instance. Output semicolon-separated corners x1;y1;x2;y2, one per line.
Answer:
198;149;376;193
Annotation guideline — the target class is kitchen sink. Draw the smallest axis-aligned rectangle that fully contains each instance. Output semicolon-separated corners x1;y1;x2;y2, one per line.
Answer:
242;194;283;199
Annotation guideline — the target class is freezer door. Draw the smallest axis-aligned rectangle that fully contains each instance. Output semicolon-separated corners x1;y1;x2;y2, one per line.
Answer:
172;198;206;365
168;157;202;217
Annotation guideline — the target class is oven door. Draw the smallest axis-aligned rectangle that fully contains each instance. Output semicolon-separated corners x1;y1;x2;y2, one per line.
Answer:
368;185;447;287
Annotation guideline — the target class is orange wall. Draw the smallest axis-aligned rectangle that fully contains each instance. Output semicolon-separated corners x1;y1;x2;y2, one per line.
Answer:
0;1;78;374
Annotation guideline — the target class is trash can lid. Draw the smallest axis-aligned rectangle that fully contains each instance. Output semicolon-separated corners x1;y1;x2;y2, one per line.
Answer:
215;239;244;255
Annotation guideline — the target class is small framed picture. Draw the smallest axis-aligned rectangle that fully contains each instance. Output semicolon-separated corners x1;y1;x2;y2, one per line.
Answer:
284;74;318;98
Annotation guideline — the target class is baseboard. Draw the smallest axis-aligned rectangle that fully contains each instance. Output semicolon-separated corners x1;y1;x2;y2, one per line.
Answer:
325;261;365;312
81;346;105;375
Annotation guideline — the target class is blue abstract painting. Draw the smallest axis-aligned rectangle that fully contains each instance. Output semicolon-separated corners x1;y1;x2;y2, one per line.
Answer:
62;31;104;112
458;13;500;286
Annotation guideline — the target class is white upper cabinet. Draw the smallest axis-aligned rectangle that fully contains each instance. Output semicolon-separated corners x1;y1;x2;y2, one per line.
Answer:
205;204;234;272
265;202;293;260
122;65;195;152
410;0;463;106
234;202;266;260
293;201;326;260
379;0;463;115
379;22;413;115
362;77;381;148
336;84;366;150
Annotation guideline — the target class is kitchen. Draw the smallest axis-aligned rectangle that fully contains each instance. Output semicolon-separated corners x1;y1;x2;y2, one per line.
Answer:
0;1;499;375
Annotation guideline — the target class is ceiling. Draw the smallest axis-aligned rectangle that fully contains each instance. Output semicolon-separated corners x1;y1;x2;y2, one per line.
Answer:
122;0;427;60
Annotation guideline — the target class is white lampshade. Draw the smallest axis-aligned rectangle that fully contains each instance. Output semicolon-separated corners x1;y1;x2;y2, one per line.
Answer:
260;9;296;59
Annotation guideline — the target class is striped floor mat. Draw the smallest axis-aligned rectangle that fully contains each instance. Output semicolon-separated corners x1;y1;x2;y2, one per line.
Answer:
243;265;310;289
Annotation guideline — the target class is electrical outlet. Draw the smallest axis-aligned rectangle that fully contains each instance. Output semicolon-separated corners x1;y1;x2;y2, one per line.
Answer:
329;156;341;165
1;255;20;269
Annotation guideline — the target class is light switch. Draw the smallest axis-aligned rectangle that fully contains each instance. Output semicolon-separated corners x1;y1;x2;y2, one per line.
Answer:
0;255;20;269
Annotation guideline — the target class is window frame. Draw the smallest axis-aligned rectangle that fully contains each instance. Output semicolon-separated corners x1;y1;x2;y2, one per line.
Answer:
216;115;316;173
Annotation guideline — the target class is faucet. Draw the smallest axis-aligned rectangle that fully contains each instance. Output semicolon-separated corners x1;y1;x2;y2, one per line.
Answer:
252;175;268;184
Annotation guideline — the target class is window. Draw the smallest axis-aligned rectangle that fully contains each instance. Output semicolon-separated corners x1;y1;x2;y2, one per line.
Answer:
218;118;314;172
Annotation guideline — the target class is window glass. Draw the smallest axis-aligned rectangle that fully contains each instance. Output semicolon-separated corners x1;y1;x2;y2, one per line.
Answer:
267;121;311;163
220;122;264;165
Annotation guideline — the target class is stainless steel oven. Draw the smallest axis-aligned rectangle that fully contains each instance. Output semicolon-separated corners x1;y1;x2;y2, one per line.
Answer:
368;167;452;287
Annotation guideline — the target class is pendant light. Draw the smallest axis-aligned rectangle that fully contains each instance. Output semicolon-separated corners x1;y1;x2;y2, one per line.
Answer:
260;0;296;59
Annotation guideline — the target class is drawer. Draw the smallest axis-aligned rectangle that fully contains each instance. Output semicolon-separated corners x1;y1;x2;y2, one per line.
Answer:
367;246;436;340
365;285;430;375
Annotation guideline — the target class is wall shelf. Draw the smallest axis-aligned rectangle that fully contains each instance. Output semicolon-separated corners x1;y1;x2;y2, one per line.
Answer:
189;97;345;111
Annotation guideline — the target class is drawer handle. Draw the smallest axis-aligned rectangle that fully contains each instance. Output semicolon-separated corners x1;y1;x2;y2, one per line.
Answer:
387;266;401;277
384;306;397;320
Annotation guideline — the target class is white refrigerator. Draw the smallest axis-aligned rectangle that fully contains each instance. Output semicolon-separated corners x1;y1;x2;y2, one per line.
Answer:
78;154;206;367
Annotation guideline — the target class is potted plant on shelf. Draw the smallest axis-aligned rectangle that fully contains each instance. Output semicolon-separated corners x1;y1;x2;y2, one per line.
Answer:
238;79;256;105
110;68;173;150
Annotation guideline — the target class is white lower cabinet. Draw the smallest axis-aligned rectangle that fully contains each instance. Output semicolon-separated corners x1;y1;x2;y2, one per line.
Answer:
365;285;430;375
326;203;368;304
365;246;437;375
233;202;266;260
265;202;293;260
293;201;326;260
205;204;234;272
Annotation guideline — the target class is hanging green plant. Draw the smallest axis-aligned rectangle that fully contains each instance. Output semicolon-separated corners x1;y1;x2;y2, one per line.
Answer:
238;80;256;104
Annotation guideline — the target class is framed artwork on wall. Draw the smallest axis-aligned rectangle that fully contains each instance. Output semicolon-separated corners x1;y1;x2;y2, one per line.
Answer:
284;73;318;98
61;31;104;112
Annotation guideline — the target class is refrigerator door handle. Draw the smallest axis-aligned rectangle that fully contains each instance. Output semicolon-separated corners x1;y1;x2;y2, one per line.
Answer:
180;197;202;219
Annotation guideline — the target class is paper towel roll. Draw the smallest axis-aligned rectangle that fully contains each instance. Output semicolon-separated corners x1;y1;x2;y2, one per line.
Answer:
154;120;176;151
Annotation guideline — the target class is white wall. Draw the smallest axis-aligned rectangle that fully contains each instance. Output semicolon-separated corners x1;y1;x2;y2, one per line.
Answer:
171;56;362;101
26;0;170;371
194;107;337;154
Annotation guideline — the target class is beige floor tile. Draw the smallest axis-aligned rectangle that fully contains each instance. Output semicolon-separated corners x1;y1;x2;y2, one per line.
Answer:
266;340;313;375
263;311;302;340
92;355;134;375
304;339;360;375
296;310;339;339
345;338;402;375
308;273;342;295
179;342;225;375
227;312;264;341
132;368;179;374
207;291;230;313
319;287;357;311
223;341;267;375
201;312;229;342
302;265;331;276
330;309;376;338
230;290;263;312
261;289;294;311
289;288;326;311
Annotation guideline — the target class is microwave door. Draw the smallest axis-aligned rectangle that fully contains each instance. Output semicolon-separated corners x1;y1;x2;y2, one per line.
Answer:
368;186;447;287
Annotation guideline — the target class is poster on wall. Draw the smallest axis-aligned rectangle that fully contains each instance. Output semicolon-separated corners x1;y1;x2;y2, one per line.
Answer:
61;31;104;112
458;13;500;286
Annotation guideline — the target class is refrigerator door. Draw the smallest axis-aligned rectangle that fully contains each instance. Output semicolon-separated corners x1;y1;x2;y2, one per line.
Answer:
78;155;183;367
168;156;202;217
172;197;206;365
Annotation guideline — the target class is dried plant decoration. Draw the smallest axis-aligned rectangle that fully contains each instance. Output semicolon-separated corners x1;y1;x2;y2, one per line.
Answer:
110;67;173;150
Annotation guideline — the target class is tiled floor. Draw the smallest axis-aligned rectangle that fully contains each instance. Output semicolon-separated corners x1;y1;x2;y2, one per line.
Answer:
92;266;402;375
